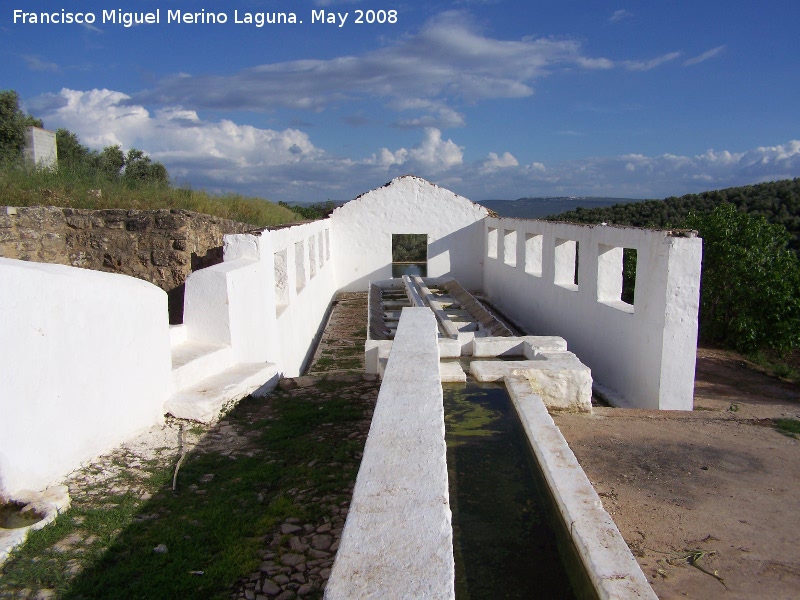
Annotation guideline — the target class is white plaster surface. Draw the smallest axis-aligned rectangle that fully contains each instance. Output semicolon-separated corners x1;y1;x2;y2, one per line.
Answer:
505;376;658;599
472;336;568;358
326;308;454;599
170;341;234;391
182;221;338;378
483;218;701;410
165;362;279;423
332;176;488;292
265;222;339;376
23;127;57;170
0;258;171;498
470;351;592;412
439;361;466;383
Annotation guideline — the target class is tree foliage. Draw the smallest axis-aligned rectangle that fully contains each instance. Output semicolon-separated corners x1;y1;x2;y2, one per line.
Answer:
278;201;336;221
684;204;800;353
0;90;42;161
550;178;800;253
55;129;168;185
392;234;427;262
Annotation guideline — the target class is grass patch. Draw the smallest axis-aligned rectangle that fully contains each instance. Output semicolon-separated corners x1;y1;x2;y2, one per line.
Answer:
773;418;800;438
746;348;800;383
0;163;301;228
0;385;373;600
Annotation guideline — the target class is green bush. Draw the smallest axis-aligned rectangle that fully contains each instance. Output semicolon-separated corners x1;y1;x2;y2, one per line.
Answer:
684;204;800;352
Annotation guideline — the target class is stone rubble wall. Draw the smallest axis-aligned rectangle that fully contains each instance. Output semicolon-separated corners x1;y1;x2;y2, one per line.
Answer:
0;206;256;322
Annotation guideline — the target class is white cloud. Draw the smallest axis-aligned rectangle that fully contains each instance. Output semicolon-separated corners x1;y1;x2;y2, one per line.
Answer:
369;128;463;172
624;51;682;71
684;45;726;66
481;151;519;172
609;9;632;23
38;88;325;193
138;11;613;127
21;55;59;73
37;88;800;203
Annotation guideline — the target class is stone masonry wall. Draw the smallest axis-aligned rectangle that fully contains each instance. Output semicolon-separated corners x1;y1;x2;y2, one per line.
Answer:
0;206;257;322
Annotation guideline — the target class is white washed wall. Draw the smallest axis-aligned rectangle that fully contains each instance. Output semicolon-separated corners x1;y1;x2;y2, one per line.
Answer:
0;258;171;497
266;220;337;376
184;219;337;378
482;218;702;410
331;176;488;292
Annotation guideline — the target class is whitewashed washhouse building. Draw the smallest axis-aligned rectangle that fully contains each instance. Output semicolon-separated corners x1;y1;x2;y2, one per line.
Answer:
0;175;702;499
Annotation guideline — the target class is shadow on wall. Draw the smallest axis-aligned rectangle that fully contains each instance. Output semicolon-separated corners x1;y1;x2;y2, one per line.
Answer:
168;247;226;324
426;222;486;291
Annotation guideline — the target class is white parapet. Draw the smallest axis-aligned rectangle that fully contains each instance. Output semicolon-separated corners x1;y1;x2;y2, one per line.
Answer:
483;218;702;410
0;258;171;498
326;308;454;599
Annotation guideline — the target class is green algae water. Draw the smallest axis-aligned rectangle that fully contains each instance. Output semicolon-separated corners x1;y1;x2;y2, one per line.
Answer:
444;381;578;600
0;502;43;529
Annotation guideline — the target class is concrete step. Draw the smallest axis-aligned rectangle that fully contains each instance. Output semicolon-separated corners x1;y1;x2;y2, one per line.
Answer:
171;340;235;391
165;362;279;423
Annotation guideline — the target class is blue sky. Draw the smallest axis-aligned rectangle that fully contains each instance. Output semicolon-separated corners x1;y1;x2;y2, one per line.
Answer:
3;1;799;203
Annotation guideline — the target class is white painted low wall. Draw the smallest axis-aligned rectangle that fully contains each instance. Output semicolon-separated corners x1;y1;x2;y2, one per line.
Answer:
0;258;171;498
327;308;454;599
483;218;702;410
331;176;488;292
183;219;337;377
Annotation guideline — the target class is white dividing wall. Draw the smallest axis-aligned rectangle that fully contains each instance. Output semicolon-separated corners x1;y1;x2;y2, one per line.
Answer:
331;176;488;292
483;218;702;410
0;258;171;498
266;220;338;376
326;308;454;599
183;219;337;377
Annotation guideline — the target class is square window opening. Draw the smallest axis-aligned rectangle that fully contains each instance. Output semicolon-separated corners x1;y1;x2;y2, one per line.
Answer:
392;233;428;278
597;244;636;311
554;238;579;290
503;229;517;267
295;240;306;293
487;227;498;259
524;233;543;276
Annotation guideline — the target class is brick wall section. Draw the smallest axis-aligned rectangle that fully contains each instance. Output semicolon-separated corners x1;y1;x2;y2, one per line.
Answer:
0;206;257;322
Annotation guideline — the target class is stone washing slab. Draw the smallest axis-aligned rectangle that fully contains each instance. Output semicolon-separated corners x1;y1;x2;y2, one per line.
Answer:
439;360;467;383
470;351;592;412
472;335;568;358
165;362;279;423
170;340;235;391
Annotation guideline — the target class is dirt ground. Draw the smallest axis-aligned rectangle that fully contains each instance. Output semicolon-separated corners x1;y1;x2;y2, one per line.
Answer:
553;347;800;599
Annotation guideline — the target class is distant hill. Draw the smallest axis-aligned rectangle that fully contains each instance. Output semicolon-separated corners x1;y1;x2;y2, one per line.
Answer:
476;197;644;219
551;179;800;253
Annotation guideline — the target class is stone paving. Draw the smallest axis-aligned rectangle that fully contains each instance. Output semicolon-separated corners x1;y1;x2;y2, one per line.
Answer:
233;292;375;600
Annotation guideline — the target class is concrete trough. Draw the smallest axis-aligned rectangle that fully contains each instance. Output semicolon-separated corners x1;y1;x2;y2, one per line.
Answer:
506;376;657;599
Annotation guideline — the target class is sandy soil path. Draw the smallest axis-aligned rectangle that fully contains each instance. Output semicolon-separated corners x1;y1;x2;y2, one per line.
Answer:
553;348;800;599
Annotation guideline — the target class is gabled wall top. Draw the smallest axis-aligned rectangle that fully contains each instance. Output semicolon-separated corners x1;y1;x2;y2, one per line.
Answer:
331;176;489;291
333;175;489;220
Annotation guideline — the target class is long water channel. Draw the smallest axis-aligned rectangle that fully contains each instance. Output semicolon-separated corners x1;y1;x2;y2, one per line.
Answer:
444;380;579;599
